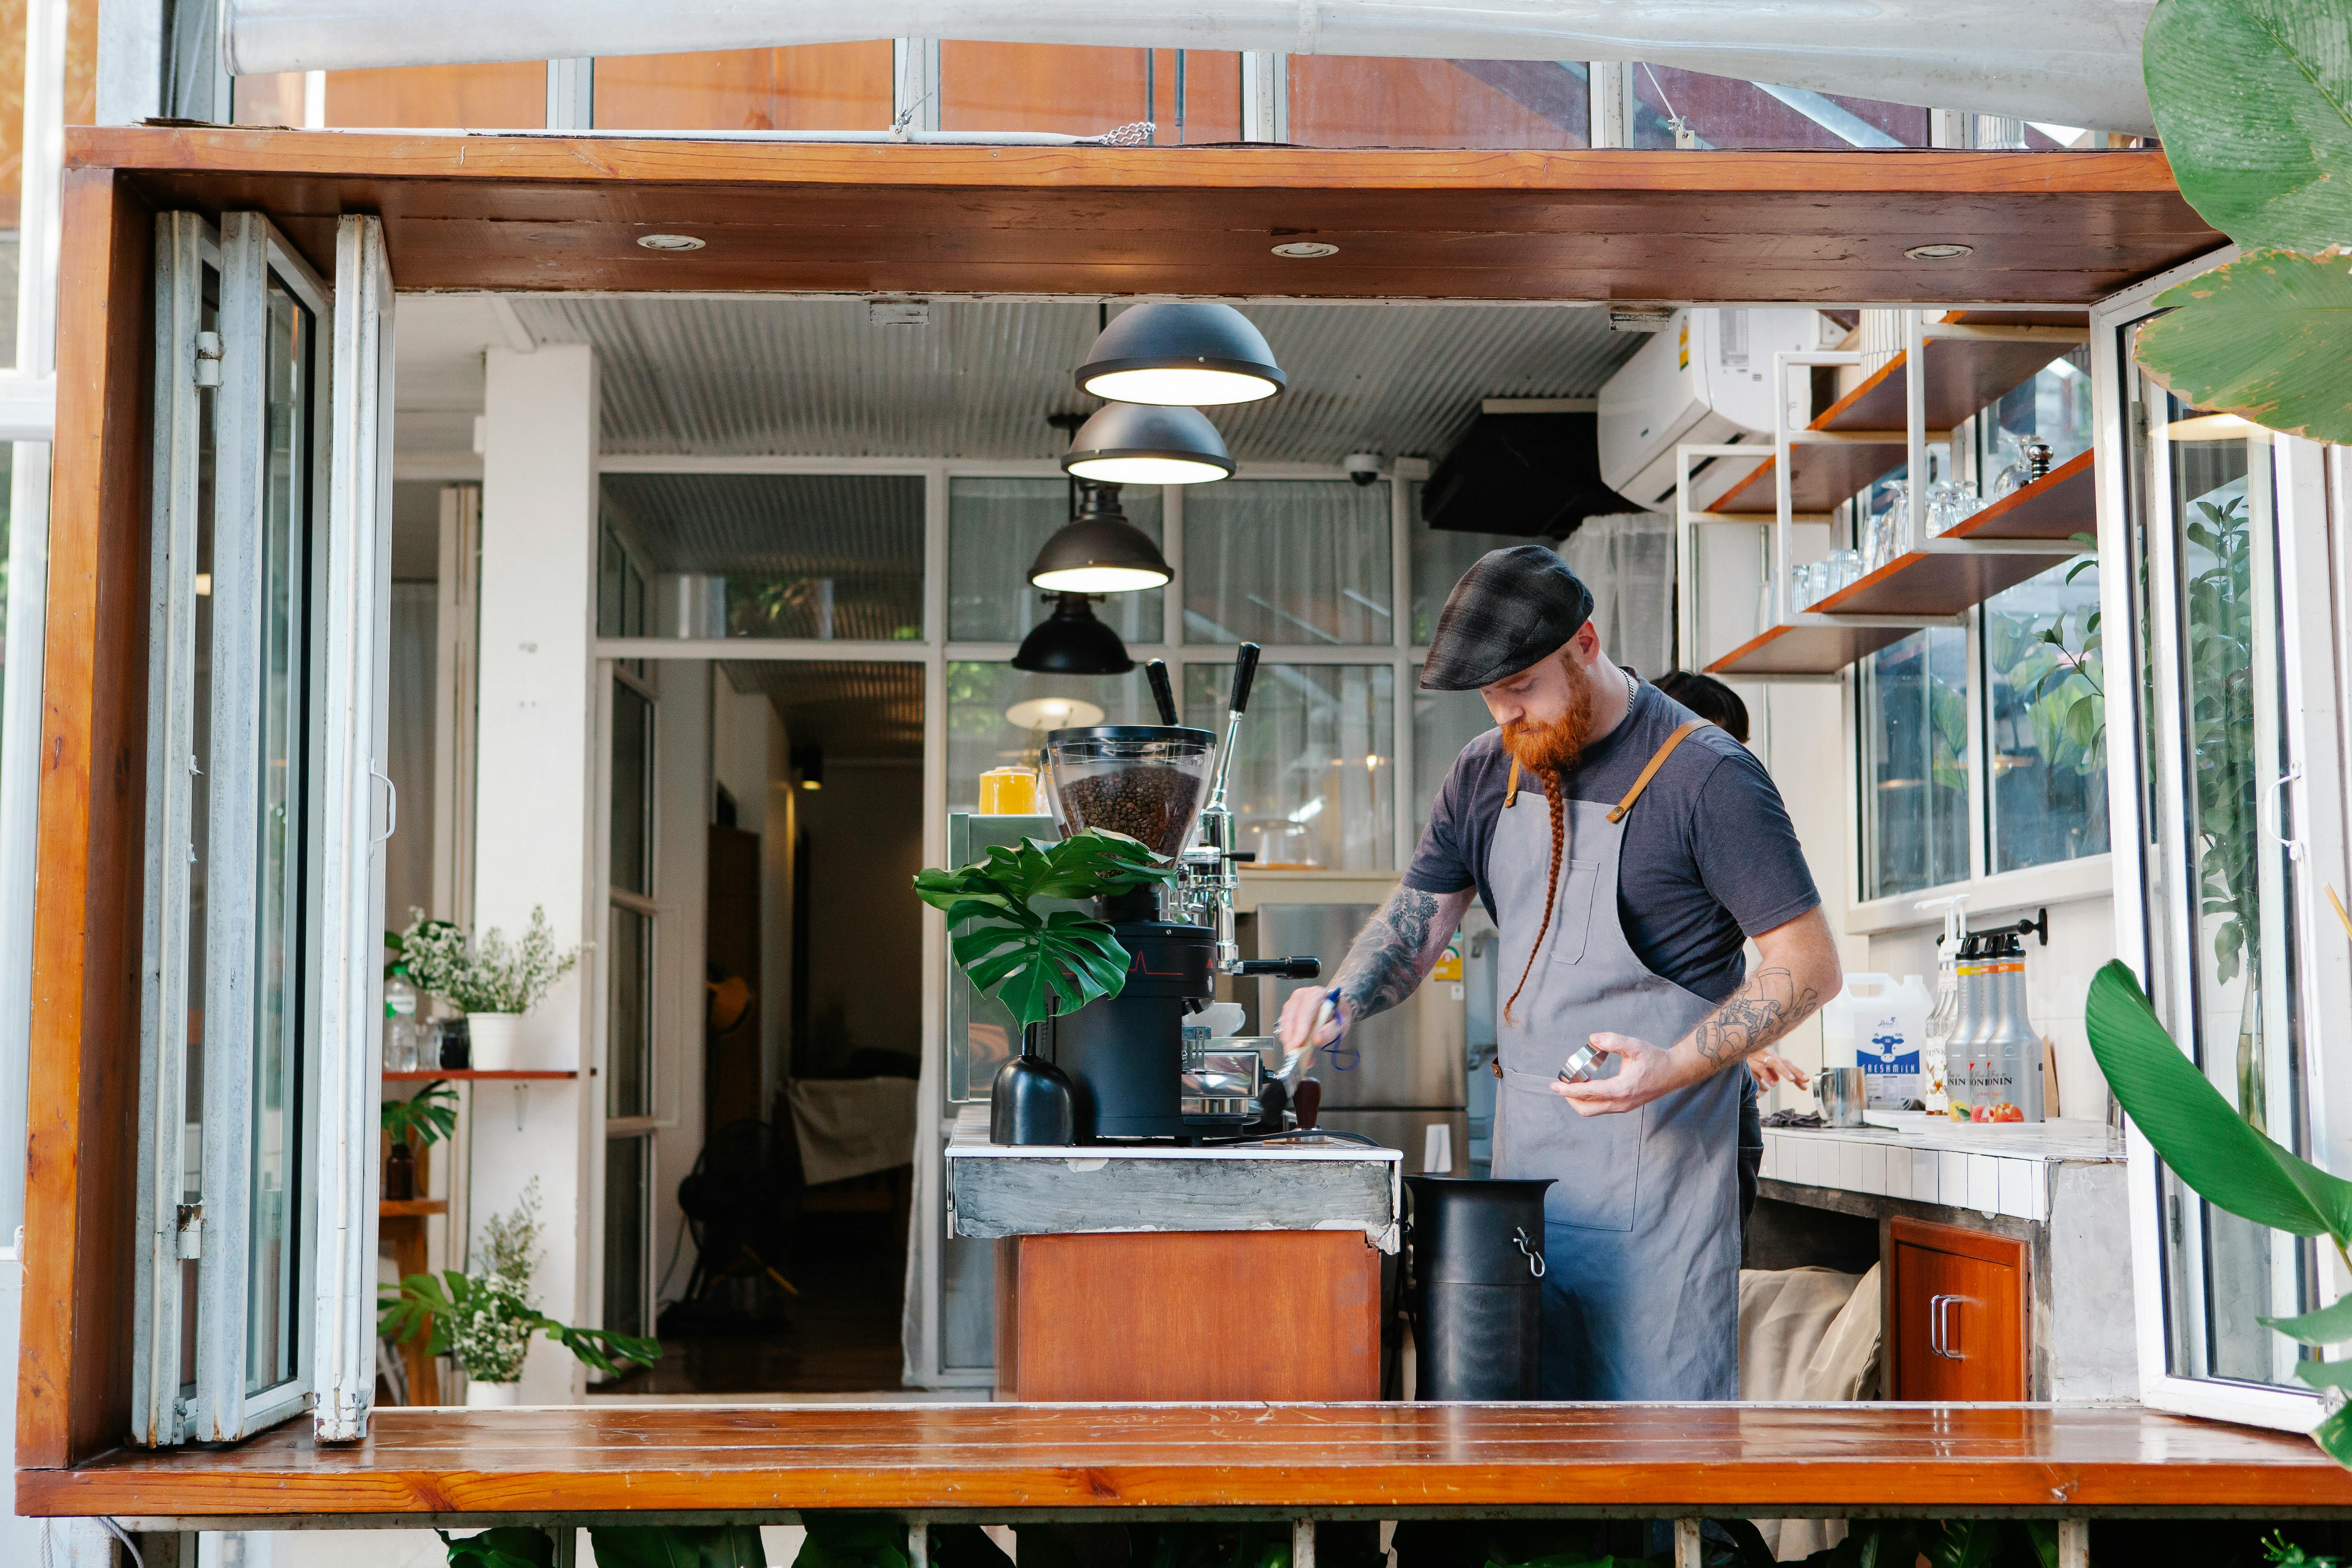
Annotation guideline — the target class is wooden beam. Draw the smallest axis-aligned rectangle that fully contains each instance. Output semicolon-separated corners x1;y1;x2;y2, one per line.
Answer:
18;167;154;1469
60;129;2223;304
17;1403;2352;1518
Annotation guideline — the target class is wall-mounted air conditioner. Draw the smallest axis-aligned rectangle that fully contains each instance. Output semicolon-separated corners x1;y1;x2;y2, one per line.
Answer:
1597;309;1827;513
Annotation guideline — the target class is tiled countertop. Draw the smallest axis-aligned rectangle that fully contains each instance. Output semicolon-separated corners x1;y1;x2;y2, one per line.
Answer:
1758;1113;2125;1223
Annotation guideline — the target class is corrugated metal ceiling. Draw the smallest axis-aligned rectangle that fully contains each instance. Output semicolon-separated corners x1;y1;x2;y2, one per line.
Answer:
507;297;1636;463
719;660;926;761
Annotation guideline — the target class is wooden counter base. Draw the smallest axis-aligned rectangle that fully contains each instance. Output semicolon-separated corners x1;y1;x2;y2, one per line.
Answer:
995;1231;1382;1402
21;1403;2352;1523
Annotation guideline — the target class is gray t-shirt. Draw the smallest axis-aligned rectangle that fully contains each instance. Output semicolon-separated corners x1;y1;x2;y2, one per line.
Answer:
1403;679;1820;1005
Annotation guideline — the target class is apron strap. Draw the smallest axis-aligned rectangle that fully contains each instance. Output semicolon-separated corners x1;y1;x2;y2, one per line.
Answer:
1606;720;1708;824
1505;758;1521;809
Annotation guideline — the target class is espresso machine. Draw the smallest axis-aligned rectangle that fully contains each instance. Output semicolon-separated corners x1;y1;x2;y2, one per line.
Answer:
1039;644;1319;1140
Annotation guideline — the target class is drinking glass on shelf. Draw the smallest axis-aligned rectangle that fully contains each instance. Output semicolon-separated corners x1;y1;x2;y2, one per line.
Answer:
1988;431;2030;499
1827;549;1864;593
1793;562;1822;609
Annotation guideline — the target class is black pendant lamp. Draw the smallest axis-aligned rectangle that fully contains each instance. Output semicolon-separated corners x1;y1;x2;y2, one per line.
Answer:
1011;594;1135;675
1076;302;1287;406
1027;481;1172;594
1061;402;1235;486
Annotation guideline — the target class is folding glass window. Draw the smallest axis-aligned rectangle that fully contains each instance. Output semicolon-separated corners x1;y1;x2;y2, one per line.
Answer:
1857;628;1971;901
948;478;1163;645
607;667;657;1122
1183;661;1395;872
135;211;333;1444
1184;480;1393;647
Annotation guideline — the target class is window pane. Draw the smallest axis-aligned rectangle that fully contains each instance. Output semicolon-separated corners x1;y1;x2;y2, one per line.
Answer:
0;0;26;368
1410;490;1527;646
247;280;311;1395
1858;628;1969;899
1627;65;1928;150
949;478;1163;644
610;678;652;896
607;905;653;1120
181;270;221;1397
2147;408;2309;1386
939;43;1145;136
1290;59;1587;150
1985;351;2095;487
1184;480;1392;646
603;1133;651;1338
1411;666;1493;849
594;45;892;130
601;473;924;641
1184;662;1393;871
1984;558;2108;874
325;64;546;128
946;661;1154;812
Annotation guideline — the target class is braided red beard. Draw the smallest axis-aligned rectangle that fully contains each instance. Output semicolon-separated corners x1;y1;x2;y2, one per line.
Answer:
1499;661;1598;777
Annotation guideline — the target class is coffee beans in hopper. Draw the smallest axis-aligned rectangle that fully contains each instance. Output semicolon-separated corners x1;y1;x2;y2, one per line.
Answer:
1058;766;1203;858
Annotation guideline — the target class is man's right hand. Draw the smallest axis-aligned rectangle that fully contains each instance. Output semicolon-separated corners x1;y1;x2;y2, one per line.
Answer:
1277;986;1346;1053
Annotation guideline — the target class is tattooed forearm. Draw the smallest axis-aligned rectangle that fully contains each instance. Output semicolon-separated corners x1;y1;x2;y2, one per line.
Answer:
1689;965;1822;1068
1330;886;1462;1024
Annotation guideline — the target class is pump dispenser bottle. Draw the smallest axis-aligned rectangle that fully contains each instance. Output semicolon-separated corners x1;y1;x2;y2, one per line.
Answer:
1916;896;1969;1116
1947;934;1988;1122
1972;929;2044;1122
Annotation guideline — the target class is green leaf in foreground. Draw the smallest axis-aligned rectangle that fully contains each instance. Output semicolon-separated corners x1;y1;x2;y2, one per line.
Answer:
2134;248;2352;446
2313;1401;2352;1471
2142;0;2352;254
2266;1292;2352;1346
588;1524;767;1568
2083;961;2352;1243
438;1528;556;1568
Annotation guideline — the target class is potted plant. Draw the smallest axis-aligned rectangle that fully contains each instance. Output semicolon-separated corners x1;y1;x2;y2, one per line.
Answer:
912;828;1176;1145
380;1179;660;1406
380;1080;458;1202
388;908;578;1071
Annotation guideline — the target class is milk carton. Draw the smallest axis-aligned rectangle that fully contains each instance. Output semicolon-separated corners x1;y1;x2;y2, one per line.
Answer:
1821;974;1933;1109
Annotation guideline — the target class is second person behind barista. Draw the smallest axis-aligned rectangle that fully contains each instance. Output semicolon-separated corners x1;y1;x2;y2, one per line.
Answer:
1277;547;1840;1402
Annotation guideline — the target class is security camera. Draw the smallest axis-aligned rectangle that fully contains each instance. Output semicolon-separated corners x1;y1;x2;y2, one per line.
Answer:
1345;452;1384;486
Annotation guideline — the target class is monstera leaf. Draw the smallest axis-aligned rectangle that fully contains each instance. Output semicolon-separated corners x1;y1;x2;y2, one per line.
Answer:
2134;248;2352;446
2142;0;2352;255
913;828;1177;1030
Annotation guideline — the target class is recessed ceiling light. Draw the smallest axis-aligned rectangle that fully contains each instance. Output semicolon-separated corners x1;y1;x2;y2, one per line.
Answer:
637;233;705;252
1904;242;1973;260
1271;240;1339;258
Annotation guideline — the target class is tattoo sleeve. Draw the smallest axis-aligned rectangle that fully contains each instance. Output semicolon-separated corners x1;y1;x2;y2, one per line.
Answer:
1329;886;1456;1024
1688;965;1823;1068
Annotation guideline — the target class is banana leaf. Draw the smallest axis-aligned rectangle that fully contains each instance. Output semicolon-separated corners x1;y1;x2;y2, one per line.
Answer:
2134;249;2352;447
2084;961;2352;1242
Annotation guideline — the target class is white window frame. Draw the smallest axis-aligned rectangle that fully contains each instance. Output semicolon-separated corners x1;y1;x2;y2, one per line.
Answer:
132;209;345;1446
2091;245;2352;1432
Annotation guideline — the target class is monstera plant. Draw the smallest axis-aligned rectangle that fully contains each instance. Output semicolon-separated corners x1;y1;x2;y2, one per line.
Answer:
2133;0;2352;442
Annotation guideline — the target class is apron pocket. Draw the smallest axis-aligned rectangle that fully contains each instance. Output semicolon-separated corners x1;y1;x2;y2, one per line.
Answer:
1542;859;1604;967
1496;1074;1641;1232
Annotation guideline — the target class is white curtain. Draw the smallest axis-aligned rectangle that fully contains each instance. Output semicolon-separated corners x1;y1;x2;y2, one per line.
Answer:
1560;512;1675;680
384;583;438;931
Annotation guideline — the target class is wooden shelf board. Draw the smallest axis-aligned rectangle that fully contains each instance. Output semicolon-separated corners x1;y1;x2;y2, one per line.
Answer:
383;1069;579;1081
377;1199;448;1219
1711;314;2088;517
22;1402;2352;1520
1707;619;1913;677
1949;447;2095;540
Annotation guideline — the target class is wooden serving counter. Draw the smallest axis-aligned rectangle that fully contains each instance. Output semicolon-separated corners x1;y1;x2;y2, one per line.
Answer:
20;1403;2352;1527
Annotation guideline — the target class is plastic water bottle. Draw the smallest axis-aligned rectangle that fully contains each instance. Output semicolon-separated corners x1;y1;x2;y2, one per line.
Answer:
384;977;421;1072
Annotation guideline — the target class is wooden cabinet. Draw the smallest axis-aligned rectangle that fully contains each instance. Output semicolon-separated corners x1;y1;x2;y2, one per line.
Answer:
1887;1216;2027;1401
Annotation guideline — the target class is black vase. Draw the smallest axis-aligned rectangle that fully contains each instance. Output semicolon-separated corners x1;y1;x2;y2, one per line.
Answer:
1404;1175;1555;1400
990;1018;1076;1146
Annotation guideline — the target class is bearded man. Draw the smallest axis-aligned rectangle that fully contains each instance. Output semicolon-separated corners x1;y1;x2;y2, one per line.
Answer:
1276;545;1840;1400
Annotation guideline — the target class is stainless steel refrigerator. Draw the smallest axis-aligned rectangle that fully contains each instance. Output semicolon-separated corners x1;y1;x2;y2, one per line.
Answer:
1253;903;1470;1176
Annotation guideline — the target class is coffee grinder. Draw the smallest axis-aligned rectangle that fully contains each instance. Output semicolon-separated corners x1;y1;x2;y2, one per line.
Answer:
1039;644;1319;1140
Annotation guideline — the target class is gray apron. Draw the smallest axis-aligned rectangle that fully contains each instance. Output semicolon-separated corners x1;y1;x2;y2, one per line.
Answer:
1490;725;1741;1401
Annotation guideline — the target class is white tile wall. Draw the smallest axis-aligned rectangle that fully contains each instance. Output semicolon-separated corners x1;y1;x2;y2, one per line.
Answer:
1759;1119;2118;1220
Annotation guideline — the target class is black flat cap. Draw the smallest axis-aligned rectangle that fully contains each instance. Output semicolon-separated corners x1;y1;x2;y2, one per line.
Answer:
1419;546;1595;691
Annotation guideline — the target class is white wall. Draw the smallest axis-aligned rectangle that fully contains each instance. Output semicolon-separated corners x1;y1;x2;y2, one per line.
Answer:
1740;679;1847;1114
471;343;599;1402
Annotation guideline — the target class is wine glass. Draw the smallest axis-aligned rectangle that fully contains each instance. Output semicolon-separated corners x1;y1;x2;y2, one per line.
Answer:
1988;431;2030;499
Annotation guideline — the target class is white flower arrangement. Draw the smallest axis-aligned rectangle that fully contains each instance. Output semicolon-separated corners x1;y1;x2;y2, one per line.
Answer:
389;907;578;1016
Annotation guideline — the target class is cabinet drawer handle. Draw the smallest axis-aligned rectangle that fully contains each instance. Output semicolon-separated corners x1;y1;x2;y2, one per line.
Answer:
1930;1293;1963;1359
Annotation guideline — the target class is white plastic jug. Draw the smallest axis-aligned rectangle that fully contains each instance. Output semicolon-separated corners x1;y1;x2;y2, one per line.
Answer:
1820;973;1933;1109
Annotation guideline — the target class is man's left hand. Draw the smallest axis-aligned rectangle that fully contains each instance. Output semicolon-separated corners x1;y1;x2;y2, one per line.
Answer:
1551;1031;1694;1117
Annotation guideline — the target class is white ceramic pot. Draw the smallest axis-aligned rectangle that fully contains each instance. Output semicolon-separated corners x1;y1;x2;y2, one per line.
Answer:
464;1379;523;1408
465;1012;524;1070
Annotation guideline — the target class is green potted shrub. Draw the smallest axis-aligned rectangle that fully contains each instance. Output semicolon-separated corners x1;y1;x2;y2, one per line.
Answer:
381;1179;659;1406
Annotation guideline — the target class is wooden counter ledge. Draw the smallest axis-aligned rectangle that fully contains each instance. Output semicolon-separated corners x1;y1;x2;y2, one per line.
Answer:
20;1403;2352;1525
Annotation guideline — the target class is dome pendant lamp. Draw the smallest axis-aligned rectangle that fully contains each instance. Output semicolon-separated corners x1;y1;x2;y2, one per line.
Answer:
1076;302;1287;406
1061;402;1235;486
1011;594;1135;676
1027;482;1172;595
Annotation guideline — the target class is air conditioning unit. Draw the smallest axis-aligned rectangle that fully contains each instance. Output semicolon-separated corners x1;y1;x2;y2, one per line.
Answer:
1597;309;1826;513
